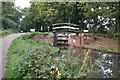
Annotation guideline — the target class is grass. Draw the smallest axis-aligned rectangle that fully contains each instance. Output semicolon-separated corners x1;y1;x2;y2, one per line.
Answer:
0;29;17;38
5;33;58;78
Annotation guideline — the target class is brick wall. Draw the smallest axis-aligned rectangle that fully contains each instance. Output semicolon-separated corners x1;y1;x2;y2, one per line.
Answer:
68;35;80;47
68;34;96;47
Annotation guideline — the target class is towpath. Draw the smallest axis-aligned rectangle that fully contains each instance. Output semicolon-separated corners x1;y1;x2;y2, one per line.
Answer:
84;37;119;53
0;33;25;80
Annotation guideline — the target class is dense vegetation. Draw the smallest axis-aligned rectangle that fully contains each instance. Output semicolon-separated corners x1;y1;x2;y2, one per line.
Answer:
0;2;21;36
1;2;21;30
5;33;102;78
1;2;119;39
0;29;17;37
20;2;119;38
5;33;59;78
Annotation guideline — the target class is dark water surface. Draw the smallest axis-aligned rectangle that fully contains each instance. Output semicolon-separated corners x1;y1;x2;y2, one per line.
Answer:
57;45;120;78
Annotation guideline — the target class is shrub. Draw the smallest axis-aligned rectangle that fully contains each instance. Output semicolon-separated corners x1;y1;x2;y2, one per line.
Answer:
11;48;101;78
20;32;38;40
0;29;16;37
12;48;86;78
1;16;19;29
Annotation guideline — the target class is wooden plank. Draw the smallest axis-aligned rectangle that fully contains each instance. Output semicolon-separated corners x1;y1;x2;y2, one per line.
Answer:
57;40;68;42
57;35;68;37
57;43;69;46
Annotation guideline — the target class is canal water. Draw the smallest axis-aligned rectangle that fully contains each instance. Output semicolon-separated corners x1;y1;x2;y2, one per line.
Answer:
57;45;119;78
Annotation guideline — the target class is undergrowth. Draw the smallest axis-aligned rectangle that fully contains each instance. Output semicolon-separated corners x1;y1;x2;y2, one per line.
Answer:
5;33;102;78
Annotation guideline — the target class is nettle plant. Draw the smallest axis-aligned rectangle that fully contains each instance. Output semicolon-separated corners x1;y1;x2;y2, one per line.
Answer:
13;47;101;78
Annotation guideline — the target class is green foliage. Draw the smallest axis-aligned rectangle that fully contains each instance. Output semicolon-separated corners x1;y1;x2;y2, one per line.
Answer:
20;32;37;40
82;2;119;35
2;2;119;39
2;16;19;29
2;2;21;30
5;33;102;78
19;2;119;39
20;2;86;30
0;29;16;37
8;48;89;78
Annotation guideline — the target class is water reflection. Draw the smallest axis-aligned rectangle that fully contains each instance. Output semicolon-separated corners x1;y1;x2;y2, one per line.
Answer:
57;45;119;78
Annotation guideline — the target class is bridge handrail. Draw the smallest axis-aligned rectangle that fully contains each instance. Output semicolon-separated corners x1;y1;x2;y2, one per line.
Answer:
52;26;79;30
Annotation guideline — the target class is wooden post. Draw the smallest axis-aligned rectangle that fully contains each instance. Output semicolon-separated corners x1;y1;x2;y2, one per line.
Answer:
81;33;84;45
53;32;57;46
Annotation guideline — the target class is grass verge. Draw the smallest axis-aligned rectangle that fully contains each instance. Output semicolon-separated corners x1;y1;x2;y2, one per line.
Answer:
0;29;17;38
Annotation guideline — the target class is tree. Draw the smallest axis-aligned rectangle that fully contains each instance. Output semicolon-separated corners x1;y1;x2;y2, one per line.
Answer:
2;2;21;30
22;2;86;30
82;2;119;36
18;2;119;39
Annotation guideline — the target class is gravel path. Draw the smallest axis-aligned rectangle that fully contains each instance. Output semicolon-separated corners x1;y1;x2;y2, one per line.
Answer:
0;33;25;79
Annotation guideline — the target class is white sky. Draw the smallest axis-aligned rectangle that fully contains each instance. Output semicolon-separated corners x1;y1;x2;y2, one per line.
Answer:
15;0;31;8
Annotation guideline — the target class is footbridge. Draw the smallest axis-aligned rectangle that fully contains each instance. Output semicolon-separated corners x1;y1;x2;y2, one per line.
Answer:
51;23;95;47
